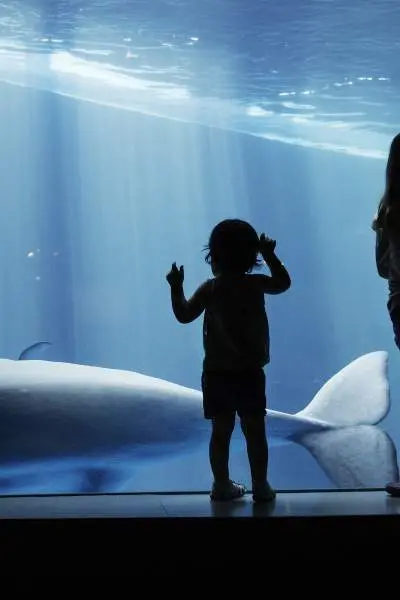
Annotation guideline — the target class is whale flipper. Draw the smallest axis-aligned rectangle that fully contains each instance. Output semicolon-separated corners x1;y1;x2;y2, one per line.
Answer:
291;351;397;488
296;351;390;427
79;467;125;493
18;342;51;361
295;425;399;488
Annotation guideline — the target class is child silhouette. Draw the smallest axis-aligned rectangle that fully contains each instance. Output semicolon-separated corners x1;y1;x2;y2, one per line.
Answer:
166;219;291;502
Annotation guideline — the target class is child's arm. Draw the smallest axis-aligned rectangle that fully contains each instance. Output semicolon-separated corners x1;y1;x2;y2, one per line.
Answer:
257;234;291;294
170;282;210;323
166;262;210;323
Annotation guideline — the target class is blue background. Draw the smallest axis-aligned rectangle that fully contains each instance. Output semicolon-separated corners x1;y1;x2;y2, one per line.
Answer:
0;0;399;493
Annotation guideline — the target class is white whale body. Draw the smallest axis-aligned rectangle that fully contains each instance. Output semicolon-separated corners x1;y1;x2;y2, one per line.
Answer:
0;350;397;492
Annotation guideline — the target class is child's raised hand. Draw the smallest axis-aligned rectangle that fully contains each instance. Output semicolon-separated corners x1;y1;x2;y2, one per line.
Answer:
259;233;276;256
166;262;184;287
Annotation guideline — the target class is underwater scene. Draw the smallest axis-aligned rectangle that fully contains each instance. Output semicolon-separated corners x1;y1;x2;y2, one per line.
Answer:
0;0;399;494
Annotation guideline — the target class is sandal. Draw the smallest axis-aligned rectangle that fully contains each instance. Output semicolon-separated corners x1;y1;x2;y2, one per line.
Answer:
210;480;247;501
252;481;276;503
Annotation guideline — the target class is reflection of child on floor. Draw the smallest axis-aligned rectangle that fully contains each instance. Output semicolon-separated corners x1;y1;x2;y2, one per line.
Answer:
166;219;291;502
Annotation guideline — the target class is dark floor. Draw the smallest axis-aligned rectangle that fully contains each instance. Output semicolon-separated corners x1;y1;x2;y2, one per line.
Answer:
1;489;399;572
0;488;399;519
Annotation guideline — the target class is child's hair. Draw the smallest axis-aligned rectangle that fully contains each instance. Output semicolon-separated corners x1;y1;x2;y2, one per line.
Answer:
204;219;263;274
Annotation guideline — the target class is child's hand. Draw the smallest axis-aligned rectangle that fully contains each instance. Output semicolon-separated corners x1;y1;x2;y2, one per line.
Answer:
259;233;276;257
166;262;184;287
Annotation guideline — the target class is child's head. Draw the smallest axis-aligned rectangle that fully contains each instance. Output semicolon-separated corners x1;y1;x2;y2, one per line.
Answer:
204;219;262;275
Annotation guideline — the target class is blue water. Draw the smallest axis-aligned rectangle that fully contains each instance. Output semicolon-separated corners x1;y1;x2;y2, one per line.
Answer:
0;0;399;494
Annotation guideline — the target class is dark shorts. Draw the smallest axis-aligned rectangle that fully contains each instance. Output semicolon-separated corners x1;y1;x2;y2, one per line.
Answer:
390;307;400;350
201;369;267;420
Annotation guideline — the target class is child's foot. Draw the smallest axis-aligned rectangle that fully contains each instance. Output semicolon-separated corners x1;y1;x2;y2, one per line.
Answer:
252;481;276;503
210;479;247;501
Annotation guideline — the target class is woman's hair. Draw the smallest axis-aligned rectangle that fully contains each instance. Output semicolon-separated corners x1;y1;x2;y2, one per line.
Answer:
377;133;400;227
203;219;263;274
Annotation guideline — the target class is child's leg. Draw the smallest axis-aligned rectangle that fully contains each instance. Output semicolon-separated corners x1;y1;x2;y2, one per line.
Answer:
209;414;246;500
240;414;275;502
240;414;268;485
202;371;246;500
209;414;235;484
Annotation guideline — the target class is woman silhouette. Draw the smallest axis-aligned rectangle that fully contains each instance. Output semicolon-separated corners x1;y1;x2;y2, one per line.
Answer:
373;133;400;496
